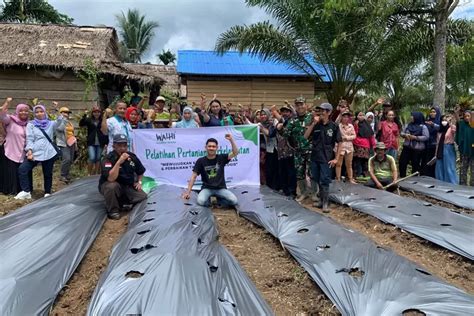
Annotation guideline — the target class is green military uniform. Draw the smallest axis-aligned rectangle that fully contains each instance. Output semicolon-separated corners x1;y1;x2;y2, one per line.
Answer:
282;112;313;180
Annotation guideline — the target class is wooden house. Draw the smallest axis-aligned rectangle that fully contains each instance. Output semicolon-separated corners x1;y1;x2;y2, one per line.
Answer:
0;23;166;110
177;50;331;110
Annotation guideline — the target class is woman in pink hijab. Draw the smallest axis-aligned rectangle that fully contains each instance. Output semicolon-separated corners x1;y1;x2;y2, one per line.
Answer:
0;98;31;195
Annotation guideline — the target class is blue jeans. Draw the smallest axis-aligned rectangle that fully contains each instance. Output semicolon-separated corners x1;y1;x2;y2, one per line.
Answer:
435;144;458;184
386;148;398;160
19;158;55;193
311;161;332;190
88;145;102;163
197;188;238;207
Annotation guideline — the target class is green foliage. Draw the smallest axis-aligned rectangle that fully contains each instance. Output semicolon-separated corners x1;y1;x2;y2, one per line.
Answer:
157;49;176;65
0;0;73;24
75;58;103;102
216;0;441;105
115;8;159;63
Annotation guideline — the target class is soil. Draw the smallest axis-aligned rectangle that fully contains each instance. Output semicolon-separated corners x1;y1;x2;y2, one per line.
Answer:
50;216;128;316
399;190;473;216
302;200;474;294
1;169;472;314
214;208;339;315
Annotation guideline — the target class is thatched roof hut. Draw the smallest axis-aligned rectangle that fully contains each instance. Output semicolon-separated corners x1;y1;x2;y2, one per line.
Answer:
124;64;179;93
0;23;164;85
0;23;168;109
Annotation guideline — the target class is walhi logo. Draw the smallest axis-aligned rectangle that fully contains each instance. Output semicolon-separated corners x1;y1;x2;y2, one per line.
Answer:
156;132;176;142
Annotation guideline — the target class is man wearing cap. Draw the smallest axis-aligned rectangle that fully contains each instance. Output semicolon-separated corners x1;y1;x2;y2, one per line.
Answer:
151;96;170;128
99;133;147;219
56;106;76;183
367;142;398;190
304;103;341;211
277;97;313;201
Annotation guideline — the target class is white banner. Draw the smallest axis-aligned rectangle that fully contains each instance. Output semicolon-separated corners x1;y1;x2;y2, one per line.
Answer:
133;125;260;188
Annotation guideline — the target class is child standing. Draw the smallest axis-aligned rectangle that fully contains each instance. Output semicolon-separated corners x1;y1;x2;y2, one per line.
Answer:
335;112;356;183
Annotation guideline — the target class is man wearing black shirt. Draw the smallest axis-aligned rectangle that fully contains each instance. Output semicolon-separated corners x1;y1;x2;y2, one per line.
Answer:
99;134;147;219
182;134;239;206
305;103;341;211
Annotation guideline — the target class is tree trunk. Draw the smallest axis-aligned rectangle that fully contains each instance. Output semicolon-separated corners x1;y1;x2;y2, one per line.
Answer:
433;8;448;111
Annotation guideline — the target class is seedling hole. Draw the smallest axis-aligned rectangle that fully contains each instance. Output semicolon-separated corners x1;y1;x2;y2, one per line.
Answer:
137;229;151;235
277;212;288;218
252;198;261;201
445;190;454;193
130;244;156;254
440;223;452;227
423;203;432;207
427;185;435;188
415;268;431;276
402;309;426;316
412;214;421;217
125;270;144;278
297;228;309;234
316;245;330;251
387;205;396;209
241;191;248;194
184;202;193;206
143;218;155;223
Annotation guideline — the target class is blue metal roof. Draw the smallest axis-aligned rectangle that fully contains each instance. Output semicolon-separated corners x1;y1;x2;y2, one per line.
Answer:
177;50;330;81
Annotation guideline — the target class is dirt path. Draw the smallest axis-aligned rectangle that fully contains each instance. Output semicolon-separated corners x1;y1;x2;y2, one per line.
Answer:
51;216;128;315
214;208;339;315
303;201;474;294
400;190;473;216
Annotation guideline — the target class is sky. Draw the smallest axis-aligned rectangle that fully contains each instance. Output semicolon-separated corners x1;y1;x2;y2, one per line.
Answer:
50;0;272;63
50;0;473;64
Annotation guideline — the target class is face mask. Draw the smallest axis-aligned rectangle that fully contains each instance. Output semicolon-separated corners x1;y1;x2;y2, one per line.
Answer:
441;121;448;126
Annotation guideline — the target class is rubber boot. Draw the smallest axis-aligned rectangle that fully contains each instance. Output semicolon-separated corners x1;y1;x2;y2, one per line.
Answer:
311;180;320;206
321;187;330;213
296;180;308;202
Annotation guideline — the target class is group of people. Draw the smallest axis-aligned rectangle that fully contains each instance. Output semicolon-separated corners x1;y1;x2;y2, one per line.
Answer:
253;97;473;211
0;94;473;216
0;98;79;199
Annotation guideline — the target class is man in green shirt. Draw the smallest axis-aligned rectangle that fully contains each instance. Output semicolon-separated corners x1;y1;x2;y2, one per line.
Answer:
276;97;313;201
367;142;398;190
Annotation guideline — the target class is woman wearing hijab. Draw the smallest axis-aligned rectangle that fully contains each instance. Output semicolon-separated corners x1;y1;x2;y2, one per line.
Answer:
399;112;429;177
0;98;31;195
259;108;279;189
15;105;60;200
175;107;199;128
435;114;458;184
422;106;441;177
353;111;376;178
455;111;474;186
365;112;376;133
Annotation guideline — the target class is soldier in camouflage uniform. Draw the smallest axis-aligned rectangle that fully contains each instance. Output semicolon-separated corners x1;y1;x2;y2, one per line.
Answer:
277;97;313;201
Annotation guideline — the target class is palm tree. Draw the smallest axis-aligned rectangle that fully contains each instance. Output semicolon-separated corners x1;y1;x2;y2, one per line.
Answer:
215;0;431;105
157;49;176;65
0;0;73;24
115;9;159;63
216;0;469;106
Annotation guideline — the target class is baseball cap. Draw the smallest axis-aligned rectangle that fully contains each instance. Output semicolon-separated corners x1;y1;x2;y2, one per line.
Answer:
375;142;386;150
59;106;72;114
316;103;333;111
295;96;306;104
280;105;292;112
155;96;166;102
113;134;128;144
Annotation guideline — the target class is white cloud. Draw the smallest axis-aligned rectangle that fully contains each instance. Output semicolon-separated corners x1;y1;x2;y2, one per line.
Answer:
452;0;474;19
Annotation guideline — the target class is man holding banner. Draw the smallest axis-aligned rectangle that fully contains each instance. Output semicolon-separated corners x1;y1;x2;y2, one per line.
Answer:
182;134;239;207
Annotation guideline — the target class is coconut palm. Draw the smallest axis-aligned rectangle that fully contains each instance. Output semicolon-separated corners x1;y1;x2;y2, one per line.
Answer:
115;9;159;63
157;49;176;65
0;0;73;24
